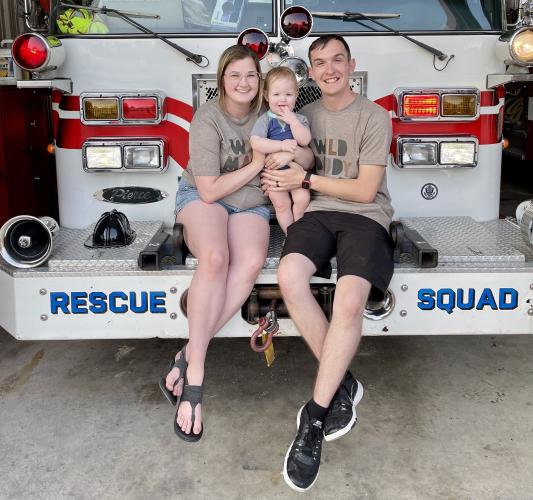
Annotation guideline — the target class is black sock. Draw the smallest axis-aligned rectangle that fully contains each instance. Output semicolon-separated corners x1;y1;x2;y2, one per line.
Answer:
307;399;328;422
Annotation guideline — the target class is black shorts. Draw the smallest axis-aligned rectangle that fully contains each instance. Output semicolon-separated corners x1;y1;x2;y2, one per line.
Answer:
280;211;394;300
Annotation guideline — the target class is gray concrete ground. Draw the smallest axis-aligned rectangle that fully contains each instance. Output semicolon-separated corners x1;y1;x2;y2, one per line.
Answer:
1;329;533;500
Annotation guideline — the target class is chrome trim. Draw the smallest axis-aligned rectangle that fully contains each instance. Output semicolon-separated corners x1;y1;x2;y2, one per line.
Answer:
395;136;479;169
192;74;216;111
16;78;72;93
363;289;395;321
395;88;480;122
80;92;164;125
487;73;533;88
82;138;166;173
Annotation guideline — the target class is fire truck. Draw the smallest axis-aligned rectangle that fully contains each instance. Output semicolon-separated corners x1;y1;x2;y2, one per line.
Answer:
1;0;533;342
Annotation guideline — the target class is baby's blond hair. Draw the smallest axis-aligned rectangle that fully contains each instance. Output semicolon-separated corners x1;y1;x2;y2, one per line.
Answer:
263;66;298;93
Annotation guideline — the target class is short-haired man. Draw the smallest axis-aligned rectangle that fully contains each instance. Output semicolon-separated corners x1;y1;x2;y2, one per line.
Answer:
261;34;394;491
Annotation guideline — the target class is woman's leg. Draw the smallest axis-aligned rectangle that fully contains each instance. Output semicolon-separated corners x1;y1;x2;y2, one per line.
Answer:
172;209;268;435
172;200;230;435
269;190;293;234
211;212;269;334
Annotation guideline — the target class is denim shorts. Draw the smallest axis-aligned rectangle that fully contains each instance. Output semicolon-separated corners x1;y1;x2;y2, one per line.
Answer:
175;179;271;221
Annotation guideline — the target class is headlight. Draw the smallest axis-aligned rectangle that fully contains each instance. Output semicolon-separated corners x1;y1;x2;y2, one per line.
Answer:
401;142;437;165
124;145;161;169
396;137;478;168
84;145;122;170
83;139;166;172
510;28;533;65
439;141;476;165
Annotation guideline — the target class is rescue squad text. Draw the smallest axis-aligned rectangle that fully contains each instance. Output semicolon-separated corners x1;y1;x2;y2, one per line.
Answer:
50;291;167;314
417;287;518;314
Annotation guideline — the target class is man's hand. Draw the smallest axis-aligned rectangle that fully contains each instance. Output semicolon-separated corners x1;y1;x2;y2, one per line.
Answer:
261;161;306;192
281;139;298;153
265;151;295;170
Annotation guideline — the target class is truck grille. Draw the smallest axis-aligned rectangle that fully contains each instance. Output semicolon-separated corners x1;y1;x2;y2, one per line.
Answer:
192;73;366;112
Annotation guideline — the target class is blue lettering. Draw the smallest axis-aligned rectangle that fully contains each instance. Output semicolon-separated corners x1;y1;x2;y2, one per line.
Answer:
417;289;435;310
437;288;455;314
71;292;88;314
150;291;167;313
130;291;148;313
457;288;475;310
476;288;497;310
89;292;108;314
109;291;128;313
50;292;70;314
499;288;518;310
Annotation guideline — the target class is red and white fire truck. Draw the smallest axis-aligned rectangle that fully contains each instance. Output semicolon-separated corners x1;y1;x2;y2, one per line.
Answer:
1;0;533;341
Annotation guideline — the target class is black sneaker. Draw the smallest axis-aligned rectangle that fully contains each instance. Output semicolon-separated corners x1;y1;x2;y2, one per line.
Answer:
283;405;324;492
323;372;364;442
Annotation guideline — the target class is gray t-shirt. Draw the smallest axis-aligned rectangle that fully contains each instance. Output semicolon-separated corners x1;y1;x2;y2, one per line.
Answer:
300;95;393;230
181;99;267;209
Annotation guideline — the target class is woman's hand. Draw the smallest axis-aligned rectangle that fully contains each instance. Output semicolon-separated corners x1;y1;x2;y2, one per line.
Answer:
261;161;306;192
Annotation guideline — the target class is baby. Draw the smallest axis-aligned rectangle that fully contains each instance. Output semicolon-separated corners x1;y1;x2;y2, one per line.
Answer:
251;67;312;234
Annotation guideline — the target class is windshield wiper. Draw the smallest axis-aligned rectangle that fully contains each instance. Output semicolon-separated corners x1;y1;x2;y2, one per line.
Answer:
312;11;449;61
59;2;208;67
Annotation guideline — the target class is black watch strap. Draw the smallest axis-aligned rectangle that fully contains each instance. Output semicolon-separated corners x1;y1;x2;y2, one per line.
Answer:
302;171;313;190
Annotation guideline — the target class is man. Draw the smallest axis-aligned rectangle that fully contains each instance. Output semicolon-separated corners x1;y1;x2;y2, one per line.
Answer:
261;35;394;491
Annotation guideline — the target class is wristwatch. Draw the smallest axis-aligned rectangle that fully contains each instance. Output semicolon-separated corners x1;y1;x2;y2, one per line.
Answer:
302;171;313;190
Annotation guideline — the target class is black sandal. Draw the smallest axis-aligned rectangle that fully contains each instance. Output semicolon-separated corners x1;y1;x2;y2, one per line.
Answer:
174;378;203;442
158;345;188;406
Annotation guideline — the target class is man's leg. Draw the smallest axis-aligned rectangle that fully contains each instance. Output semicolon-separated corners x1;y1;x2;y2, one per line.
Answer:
277;253;329;359
313;275;370;408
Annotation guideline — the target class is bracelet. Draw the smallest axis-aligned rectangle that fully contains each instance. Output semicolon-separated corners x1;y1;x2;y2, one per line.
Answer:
301;171;313;190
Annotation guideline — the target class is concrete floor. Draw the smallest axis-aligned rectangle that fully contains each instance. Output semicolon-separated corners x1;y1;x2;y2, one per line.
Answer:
1;330;533;500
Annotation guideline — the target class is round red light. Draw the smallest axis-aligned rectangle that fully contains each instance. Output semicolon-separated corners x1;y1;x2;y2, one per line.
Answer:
280;6;313;40
12;34;48;70
237;29;269;60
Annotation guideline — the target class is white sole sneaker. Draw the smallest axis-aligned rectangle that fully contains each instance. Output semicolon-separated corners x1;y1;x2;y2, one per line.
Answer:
283;406;321;492
323;379;364;442
282;439;320;492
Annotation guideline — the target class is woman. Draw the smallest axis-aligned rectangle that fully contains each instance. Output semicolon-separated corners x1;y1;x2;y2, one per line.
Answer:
160;45;270;442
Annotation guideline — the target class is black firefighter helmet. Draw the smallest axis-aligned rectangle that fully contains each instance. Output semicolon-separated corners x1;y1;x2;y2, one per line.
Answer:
84;209;136;248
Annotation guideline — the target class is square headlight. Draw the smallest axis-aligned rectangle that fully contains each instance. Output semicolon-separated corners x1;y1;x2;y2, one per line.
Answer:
439;142;476;165
401;142;437;165
124;145;161;169
85;145;122;170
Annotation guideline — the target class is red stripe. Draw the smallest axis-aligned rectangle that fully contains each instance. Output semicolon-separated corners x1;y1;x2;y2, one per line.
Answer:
375;94;395;113
166;97;194;122
479;90;495;106
56;119;190;167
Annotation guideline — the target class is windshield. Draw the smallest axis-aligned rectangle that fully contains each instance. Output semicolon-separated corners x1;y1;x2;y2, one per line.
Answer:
286;0;503;32
52;0;274;35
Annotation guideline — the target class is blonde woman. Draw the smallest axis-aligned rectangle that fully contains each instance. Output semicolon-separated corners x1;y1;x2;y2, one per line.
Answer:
159;45;269;442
